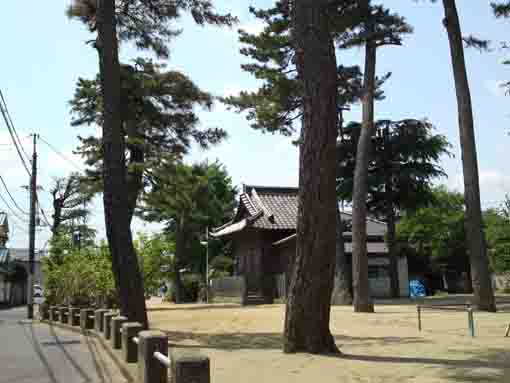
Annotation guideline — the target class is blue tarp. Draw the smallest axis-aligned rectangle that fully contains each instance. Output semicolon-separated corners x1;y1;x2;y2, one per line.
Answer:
409;280;426;298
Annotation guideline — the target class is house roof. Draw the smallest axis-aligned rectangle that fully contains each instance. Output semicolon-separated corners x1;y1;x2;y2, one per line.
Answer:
212;185;387;238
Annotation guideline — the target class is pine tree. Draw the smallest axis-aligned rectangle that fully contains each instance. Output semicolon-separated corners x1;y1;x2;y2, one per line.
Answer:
282;0;339;354
70;59;225;223
67;0;235;326
348;0;412;312
50;172;94;237
441;0;496;311
338;119;451;297
224;2;368;310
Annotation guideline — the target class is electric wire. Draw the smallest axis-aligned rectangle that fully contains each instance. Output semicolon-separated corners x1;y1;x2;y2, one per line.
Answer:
0;174;29;215
39;135;82;172
0;89;31;175
0;193;29;224
0;90;30;162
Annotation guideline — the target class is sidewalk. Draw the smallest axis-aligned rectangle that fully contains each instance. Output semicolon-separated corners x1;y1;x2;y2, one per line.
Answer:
0;306;126;383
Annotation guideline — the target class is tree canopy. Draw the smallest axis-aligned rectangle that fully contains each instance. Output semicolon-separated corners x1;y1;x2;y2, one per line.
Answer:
139;160;236;301
70;59;226;222
337;119;451;218
49;172;94;239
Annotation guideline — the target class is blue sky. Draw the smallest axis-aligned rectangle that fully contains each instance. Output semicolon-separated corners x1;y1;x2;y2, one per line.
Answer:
0;1;509;248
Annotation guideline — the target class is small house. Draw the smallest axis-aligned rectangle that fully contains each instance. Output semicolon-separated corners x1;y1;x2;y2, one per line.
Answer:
212;185;409;305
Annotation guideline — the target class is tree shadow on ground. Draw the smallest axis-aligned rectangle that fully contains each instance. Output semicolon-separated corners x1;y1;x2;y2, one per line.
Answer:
441;349;510;382
339;348;510;382
155;329;429;351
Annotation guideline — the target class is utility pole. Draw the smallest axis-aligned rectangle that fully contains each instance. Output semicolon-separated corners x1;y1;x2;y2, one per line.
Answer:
27;134;38;320
200;227;210;303
206;226;209;303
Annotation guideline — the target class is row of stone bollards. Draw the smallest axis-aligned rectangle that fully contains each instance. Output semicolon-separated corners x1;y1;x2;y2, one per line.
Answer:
43;305;210;383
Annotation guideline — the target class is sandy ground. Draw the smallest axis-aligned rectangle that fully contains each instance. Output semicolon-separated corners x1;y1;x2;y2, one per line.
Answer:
147;296;510;383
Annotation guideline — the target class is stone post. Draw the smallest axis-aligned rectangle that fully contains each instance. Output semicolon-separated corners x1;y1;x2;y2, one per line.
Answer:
103;312;115;340
138;331;168;383
94;309;109;333
68;307;80;326
80;308;95;331
59;307;68;324
171;350;211;383
241;276;248;306
122;322;143;363
49;306;59;322
111;316;128;349
39;303;49;320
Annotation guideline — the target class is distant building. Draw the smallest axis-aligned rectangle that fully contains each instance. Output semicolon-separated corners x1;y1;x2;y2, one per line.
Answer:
0;214;9;305
212;185;409;305
0;213;8;247
0;212;46;306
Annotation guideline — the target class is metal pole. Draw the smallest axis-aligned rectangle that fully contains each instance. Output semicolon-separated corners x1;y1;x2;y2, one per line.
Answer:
468;307;475;337
27;134;37;320
205;226;209;304
417;305;422;331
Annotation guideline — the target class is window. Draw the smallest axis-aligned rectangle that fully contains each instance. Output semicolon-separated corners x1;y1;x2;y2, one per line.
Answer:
368;265;390;279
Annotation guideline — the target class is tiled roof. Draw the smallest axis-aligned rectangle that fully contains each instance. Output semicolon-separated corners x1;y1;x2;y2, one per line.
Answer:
245;185;298;230
212;185;387;237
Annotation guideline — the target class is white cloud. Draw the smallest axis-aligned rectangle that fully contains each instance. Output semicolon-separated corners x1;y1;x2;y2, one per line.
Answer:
447;170;510;206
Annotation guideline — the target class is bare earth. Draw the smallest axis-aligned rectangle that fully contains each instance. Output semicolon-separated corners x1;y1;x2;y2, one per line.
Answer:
147;296;510;383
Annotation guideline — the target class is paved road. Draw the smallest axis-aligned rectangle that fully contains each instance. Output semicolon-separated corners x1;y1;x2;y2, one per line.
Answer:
0;306;119;383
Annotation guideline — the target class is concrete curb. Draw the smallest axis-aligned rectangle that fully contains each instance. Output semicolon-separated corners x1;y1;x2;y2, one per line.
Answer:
40;320;136;382
94;326;136;382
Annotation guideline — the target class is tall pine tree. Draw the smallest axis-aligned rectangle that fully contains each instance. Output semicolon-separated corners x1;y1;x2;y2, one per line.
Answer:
349;1;412;313
67;0;236;326
441;0;496;311
283;0;339;354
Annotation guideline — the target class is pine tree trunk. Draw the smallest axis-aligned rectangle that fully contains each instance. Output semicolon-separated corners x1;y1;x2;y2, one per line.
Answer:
331;207;353;305
283;0;339;354
352;38;376;313
96;0;148;327
442;0;496;312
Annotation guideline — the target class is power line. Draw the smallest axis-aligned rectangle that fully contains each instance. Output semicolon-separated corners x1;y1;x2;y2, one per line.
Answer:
1;214;30;236
39;135;82;172
0;90;30;163
0;174;29;215
0;193;29;224
37;200;52;229
0;89;31;176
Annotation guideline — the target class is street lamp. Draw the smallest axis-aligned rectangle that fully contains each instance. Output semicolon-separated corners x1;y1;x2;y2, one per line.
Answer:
200;227;209;303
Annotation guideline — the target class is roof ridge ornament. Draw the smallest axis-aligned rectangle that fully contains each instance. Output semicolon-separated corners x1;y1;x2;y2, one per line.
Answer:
251;188;275;223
